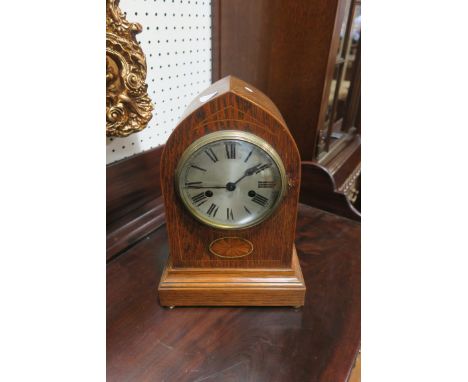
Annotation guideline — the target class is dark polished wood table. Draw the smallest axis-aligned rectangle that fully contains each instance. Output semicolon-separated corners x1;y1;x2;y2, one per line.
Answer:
107;204;360;382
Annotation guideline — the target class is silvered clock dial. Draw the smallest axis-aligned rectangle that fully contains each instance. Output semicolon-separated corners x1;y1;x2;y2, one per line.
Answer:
176;130;287;229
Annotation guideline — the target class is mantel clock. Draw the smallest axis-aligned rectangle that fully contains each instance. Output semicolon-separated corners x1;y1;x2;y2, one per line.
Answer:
158;76;306;307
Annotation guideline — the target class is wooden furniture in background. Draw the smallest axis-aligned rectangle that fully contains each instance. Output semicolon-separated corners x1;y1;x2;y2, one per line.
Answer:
158;76;305;307
106;146;164;261
107;204;361;381
212;0;361;221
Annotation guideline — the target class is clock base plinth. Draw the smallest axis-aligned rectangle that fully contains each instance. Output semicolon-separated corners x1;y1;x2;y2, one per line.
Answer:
158;245;306;307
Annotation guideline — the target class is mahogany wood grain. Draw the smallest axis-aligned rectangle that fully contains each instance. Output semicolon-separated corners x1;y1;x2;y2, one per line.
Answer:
107;204;361;382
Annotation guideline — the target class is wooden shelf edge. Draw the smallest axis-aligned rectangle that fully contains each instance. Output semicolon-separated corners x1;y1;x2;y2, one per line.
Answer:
106;197;166;261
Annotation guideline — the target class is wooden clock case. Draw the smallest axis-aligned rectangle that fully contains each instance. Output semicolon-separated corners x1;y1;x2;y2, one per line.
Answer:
158;76;306;307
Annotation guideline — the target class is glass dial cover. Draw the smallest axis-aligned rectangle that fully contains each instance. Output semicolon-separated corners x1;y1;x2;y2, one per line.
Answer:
176;131;286;229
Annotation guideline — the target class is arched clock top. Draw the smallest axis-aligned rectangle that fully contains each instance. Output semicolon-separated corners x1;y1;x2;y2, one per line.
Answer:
158;76;305;307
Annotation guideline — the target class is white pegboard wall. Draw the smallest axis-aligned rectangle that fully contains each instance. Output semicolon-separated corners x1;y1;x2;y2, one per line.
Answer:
106;0;212;164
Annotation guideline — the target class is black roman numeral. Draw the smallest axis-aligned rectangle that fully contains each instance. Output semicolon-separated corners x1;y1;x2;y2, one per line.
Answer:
255;163;271;174
258;181;276;188
244;206;251;215
244;150;253;163
207;203;219;217
185;181;202;188
190;164;207;172
204;148;218;162
252;193;269;207
226;208;234;220
225;142;236;159
191;192;207;206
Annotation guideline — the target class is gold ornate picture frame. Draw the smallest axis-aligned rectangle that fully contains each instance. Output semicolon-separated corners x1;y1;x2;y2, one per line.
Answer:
106;0;153;137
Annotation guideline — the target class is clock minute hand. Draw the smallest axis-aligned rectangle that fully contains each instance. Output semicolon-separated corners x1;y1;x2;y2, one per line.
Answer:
233;164;262;185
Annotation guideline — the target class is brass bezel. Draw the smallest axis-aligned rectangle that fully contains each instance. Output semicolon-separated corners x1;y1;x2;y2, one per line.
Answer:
175;130;287;230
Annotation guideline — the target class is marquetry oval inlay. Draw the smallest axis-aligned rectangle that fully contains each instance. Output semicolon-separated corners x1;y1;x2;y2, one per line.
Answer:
209;237;253;259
